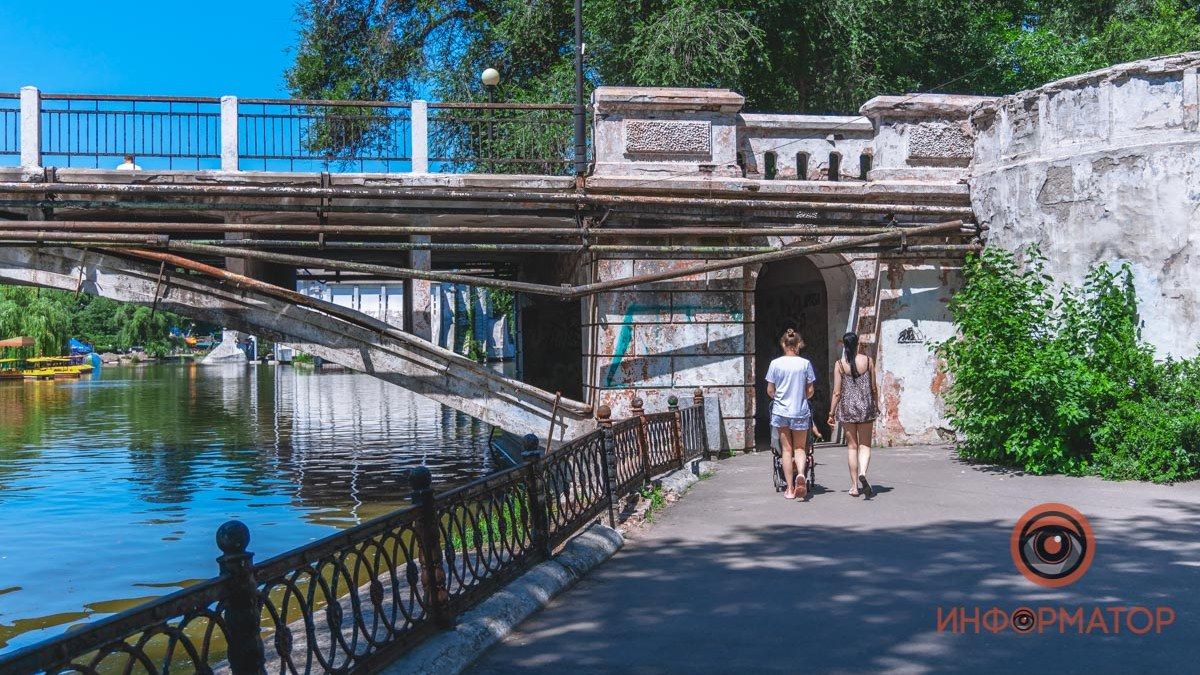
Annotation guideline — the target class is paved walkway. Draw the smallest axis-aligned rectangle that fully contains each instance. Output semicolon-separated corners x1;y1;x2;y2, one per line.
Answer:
471;445;1200;673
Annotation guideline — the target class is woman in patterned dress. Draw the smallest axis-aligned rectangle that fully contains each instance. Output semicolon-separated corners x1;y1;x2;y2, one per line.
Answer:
826;332;879;498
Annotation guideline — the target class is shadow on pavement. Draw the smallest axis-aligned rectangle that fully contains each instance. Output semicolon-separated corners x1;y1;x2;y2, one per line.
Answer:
471;500;1200;673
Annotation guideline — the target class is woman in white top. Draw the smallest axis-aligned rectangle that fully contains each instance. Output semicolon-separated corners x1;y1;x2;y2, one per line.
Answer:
765;328;816;500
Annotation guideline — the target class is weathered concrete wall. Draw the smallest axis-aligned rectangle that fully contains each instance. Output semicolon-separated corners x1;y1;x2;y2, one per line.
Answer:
592;87;745;178
970;52;1200;358
584;251;753;450
737;114;874;181
872;261;962;446
861;93;995;182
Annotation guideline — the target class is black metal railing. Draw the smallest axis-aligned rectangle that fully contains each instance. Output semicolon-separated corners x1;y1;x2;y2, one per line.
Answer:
40;95;223;170
0;94;17;161
428;103;576;175
0;396;708;675
238;99;412;173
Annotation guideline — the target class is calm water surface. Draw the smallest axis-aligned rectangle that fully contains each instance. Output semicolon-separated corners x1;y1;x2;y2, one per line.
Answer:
0;363;500;653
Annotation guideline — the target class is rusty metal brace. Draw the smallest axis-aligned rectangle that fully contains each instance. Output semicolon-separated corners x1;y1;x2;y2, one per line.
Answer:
150;260;168;318
546;392;563;449
74;247;90;300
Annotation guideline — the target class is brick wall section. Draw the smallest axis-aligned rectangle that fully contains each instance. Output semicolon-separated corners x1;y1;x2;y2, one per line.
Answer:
584;256;754;451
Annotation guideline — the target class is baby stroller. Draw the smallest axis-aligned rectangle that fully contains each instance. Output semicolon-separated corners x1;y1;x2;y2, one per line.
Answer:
772;425;820;493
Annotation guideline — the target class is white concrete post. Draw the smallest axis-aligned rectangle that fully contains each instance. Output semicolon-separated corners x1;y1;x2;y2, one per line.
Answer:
411;99;428;173
19;86;41;168
220;95;239;171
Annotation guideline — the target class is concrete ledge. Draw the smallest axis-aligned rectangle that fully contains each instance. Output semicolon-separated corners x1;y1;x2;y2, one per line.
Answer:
657;459;719;497
380;523;624;675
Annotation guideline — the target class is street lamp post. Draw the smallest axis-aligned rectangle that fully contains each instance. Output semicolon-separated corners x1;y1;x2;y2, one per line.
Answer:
481;68;500;170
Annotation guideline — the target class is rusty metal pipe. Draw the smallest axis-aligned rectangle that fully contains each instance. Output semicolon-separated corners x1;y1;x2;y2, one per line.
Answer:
570;220;966;297
103;247;593;416
165;243;568;296
0;220;585;236
0;181;971;215
186;239;585;253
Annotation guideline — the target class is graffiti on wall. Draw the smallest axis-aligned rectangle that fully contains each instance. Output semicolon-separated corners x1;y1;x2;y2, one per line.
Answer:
603;301;744;389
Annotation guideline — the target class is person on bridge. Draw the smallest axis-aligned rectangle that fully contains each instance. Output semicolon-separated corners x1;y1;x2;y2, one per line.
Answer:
116;154;142;170
765;328;816;500
828;331;879;498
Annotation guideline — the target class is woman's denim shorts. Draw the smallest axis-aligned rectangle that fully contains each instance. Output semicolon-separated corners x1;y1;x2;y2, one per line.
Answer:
770;414;812;431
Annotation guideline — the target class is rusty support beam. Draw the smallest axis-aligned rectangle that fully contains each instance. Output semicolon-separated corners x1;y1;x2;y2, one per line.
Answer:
0;182;971;216
0;220;585;237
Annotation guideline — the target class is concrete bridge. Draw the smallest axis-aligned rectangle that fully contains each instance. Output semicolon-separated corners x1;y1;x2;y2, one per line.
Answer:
2;51;1197;447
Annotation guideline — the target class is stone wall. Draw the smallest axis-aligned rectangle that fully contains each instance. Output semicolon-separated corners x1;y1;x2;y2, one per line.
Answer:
970;52;1200;358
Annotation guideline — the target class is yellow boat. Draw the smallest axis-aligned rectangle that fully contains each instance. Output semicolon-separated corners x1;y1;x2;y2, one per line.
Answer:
22;357;91;380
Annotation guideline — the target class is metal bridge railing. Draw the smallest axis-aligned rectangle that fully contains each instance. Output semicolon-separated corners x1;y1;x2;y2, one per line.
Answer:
39;94;223;170
0;94;18;160
237;98;413;173
2;87;585;175
428;102;576;175
0;395;708;675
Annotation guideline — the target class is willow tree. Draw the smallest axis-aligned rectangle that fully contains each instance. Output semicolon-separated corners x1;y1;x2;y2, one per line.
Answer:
0;287;71;357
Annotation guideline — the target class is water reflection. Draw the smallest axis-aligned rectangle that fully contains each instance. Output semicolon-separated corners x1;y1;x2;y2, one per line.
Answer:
0;364;497;653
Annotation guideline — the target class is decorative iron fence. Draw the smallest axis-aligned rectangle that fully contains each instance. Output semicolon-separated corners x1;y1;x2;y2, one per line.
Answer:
40;95;223;170
427;103;576;175
238;99;412;173
0;94;17;162
0;397;708;675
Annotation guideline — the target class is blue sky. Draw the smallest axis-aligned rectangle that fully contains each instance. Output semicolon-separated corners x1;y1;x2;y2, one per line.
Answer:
0;1;298;96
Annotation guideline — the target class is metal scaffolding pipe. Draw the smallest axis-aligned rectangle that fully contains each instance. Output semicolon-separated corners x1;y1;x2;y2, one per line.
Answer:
0;220;585;237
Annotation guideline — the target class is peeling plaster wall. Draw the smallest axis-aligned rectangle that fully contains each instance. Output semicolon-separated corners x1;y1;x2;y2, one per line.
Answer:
584;250;754;451
873;262;963;446
970;53;1200;358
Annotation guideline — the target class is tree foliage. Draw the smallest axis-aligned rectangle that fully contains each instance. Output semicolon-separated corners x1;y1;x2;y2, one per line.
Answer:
938;247;1200;483
0;286;193;357
287;0;1200;113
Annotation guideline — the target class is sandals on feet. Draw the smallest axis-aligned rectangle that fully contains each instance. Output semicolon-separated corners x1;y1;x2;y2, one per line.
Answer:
794;475;808;501
858;475;874;499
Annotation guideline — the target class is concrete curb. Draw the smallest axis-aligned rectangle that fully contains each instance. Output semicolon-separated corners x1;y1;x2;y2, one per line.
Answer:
379;523;624;675
658;459;719;497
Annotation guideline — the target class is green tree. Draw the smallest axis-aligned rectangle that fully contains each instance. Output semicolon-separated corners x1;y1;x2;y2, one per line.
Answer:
287;1;1200;115
0;287;72;357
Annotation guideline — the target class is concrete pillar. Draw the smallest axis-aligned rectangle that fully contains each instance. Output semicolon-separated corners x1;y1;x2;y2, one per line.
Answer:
404;227;434;340
19;86;40;168
411;99;428;173
220;96;238;171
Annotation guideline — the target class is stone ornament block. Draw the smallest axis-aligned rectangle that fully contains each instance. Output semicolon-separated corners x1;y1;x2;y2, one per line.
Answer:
592;86;744;177
906;122;973;165
859;93;994;180
624;120;712;156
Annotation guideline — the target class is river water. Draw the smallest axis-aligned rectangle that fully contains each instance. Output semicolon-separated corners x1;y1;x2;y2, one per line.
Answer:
0;363;501;654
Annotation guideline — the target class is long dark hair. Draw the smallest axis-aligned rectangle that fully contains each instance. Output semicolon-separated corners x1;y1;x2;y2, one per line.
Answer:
842;332;861;377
